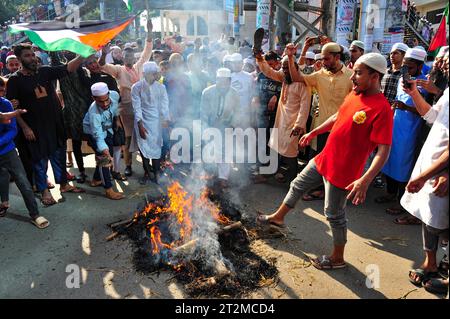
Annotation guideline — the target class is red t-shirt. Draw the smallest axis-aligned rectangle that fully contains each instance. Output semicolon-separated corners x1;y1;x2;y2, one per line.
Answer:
314;91;393;189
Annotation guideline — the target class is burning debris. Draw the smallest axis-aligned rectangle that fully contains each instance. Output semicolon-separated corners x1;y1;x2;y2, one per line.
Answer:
109;180;278;298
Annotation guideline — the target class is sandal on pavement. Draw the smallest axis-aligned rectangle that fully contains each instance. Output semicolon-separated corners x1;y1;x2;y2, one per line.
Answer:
409;268;440;287
90;180;103;187
302;191;325;201
256;211;286;231
61;185;85;193
311;255;347;270
41;196;57;207
422;277;449;295
386;206;408;215
111;171;127;181
31;216;50;229
0;205;9;217
47;181;55;189
394;215;422;225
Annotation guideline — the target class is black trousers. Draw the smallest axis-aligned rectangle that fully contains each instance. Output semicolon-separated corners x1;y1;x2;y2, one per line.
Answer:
71;139;85;173
386;175;407;201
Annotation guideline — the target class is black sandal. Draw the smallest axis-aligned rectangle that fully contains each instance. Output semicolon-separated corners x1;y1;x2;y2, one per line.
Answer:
0;205;9;217
423;277;449;294
408;268;440;287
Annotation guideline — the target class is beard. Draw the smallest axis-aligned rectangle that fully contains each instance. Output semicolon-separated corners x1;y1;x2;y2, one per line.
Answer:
22;60;37;72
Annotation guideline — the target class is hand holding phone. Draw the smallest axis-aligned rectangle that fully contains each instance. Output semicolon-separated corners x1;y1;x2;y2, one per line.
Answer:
400;65;411;89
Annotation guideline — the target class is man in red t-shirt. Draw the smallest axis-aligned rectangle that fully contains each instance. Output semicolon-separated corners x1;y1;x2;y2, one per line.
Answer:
257;53;394;270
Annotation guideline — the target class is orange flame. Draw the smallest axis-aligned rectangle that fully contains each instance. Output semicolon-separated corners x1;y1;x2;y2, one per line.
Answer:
138;182;231;257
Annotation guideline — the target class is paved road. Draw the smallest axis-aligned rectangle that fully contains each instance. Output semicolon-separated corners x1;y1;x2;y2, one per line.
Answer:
0;154;444;299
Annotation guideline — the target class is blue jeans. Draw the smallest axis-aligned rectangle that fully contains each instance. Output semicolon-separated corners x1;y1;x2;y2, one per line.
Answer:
32;146;67;192
86;133;114;189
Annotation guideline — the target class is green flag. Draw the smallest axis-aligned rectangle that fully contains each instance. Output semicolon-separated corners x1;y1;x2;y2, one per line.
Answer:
123;0;132;12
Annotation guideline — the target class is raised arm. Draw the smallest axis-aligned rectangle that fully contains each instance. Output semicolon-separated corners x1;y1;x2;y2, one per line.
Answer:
255;53;284;82
135;19;154;73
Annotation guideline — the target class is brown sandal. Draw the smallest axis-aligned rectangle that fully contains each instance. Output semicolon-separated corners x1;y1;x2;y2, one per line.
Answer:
394;216;422;225
61;185;85;193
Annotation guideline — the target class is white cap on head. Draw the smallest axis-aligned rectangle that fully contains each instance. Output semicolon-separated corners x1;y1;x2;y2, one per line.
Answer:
350;40;365;51
391;42;409;53
91;82;109;97
143;61;160;74
124;43;132;49
216;68;232;78
305;51;315;60
405;48;426;62
414;45;426;52
1;46;8;50
230;53;243;62
222;54;233;63
314;53;323;61
5;55;17;63
356;53;388;74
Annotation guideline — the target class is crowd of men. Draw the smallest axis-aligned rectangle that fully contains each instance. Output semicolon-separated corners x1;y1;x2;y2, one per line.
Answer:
0;19;448;295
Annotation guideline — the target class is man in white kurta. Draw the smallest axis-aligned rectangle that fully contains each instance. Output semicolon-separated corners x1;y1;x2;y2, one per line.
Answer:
401;78;449;288
99;19;154;177
131;62;170;185
200;68;240;186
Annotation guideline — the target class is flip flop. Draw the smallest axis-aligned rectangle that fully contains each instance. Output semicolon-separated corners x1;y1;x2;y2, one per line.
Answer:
302;191;324;201
311;255;347;270
61;185;86;193
422;277;449;294
41;196;57;207
0;206;9;217
47;182;55;189
31;216;50;229
394;216;422;225
256;211;287;231
386;206;408;215
409;268;439;287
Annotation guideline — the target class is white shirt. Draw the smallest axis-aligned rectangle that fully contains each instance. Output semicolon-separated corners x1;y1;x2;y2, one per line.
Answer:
401;88;449;229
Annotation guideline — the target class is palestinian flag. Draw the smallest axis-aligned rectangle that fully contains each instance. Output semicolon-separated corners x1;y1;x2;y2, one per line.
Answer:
428;3;448;56
8;16;136;58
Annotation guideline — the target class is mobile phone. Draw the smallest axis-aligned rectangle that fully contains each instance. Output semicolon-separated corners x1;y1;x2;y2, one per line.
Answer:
309;36;321;45
400;65;411;89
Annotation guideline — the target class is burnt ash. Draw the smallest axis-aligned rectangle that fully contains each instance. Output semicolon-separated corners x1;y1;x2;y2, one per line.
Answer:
113;189;278;298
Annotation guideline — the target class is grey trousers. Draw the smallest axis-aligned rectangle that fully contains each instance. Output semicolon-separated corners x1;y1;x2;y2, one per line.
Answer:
0;149;39;219
283;159;349;245
422;223;449;252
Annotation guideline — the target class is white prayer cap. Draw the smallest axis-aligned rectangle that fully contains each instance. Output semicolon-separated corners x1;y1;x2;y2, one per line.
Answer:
391;42;409;53
5;55;17;63
222;54;233;63
230;53;243;62
350;40;365;50
216;68;232;78
123;42;132;49
405;48;426;62
414;45;426;51
91;82;109;97
314;53;323;60
143;61;160;74
1;46;8;50
356;53;387;74
436;46;449;58
305;51;315;60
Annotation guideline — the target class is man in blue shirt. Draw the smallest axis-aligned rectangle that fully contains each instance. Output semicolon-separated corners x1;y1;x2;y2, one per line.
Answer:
0;77;49;228
83;82;124;200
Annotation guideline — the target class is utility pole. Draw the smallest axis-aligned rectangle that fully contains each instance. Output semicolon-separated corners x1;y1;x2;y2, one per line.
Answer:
269;0;276;50
99;0;105;20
